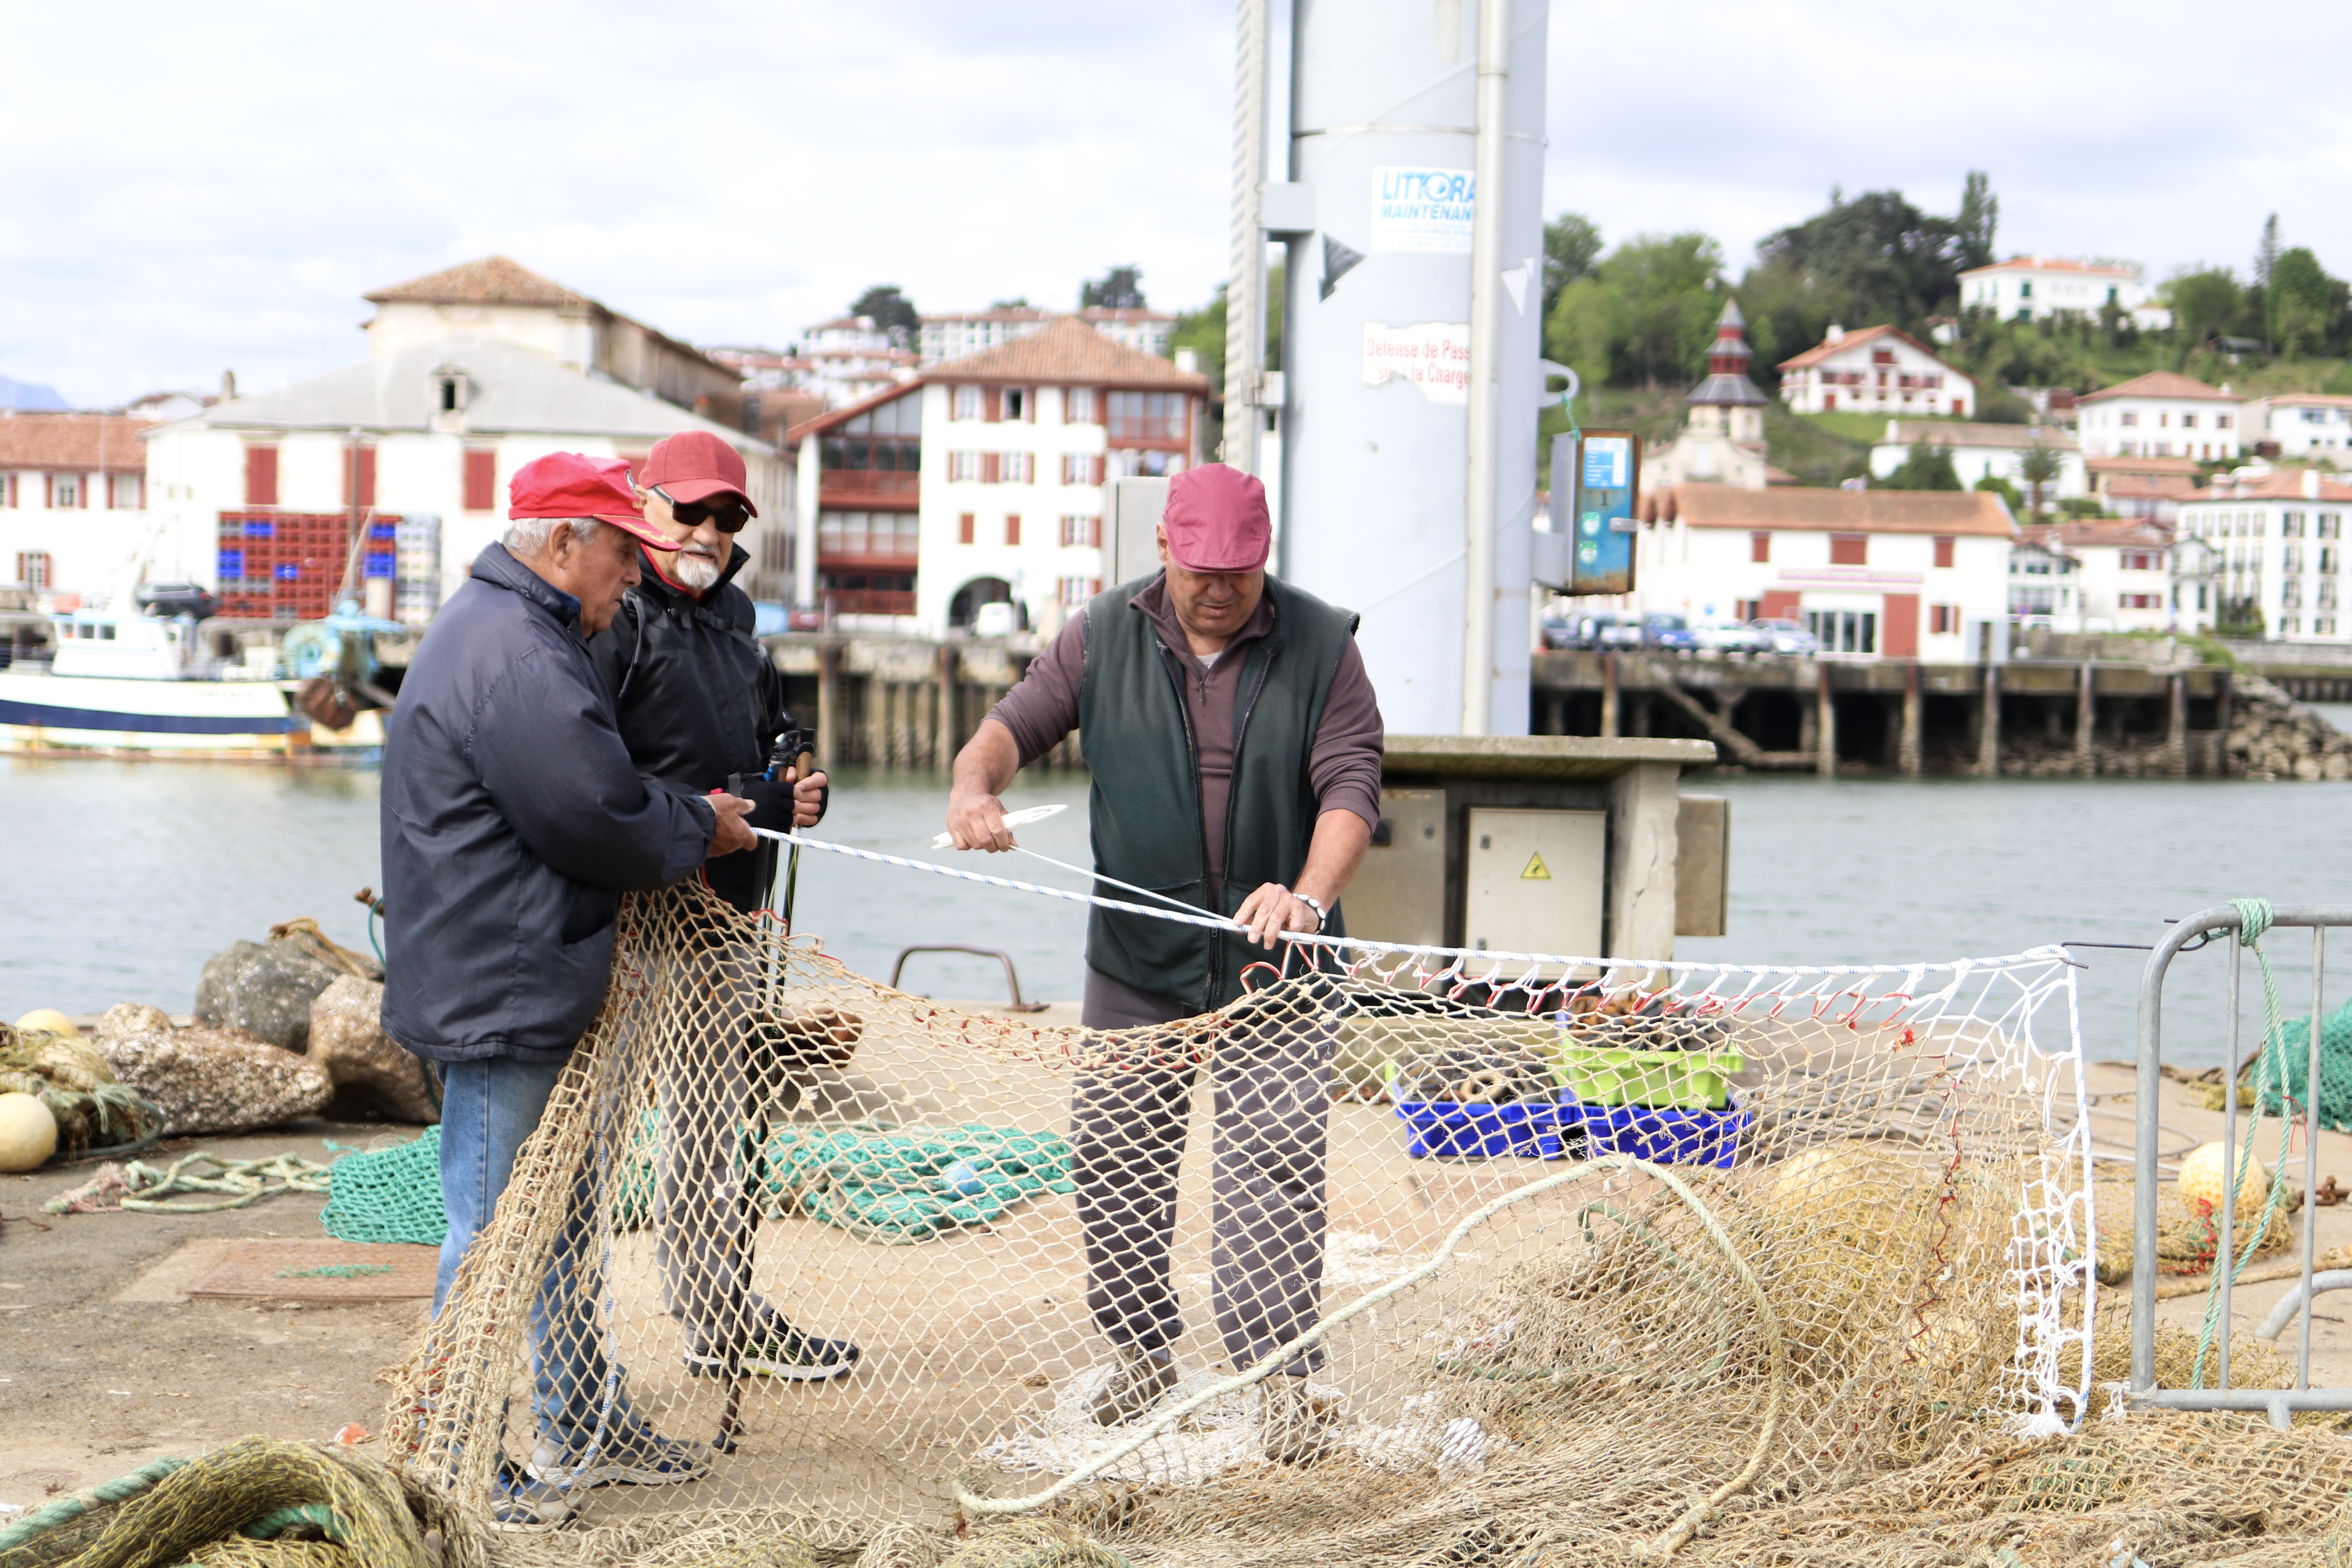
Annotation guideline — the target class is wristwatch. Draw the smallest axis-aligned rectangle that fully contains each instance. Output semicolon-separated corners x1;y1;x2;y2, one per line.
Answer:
1294;892;1329;933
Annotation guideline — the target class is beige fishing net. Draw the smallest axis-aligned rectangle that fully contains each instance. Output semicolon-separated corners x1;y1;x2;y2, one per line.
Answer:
386;881;2139;1568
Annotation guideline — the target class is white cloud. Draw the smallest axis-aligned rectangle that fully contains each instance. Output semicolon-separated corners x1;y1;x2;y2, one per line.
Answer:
5;0;2350;405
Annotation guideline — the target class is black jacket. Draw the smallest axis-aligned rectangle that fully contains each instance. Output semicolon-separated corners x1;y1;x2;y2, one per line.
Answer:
586;543;805;913
381;544;717;1063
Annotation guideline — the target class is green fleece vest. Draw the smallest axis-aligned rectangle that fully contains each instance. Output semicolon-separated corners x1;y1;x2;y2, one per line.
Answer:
1076;572;1359;1011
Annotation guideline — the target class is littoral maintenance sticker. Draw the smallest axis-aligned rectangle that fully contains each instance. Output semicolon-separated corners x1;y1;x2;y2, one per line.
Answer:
1521;852;1552;881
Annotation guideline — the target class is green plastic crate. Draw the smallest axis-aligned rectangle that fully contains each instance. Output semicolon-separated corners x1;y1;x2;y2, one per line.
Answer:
1550;1043;1744;1110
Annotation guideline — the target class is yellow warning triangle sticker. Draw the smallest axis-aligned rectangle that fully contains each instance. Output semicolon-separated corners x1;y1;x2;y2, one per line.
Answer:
1520;851;1552;881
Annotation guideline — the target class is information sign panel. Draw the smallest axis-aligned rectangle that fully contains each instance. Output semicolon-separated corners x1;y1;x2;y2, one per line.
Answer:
1548;430;1639;597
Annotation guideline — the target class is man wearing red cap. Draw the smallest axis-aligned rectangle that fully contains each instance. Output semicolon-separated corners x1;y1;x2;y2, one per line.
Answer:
944;462;1383;1463
383;452;759;1527
586;428;859;1388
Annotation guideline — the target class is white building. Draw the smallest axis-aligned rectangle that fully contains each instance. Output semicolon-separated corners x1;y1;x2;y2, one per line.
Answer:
2245;394;2352;459
362;256;740;412
917;307;1176;367
2174;466;2352;642
1957;256;2173;331
788;317;1209;634
0;413;155;605
2013;520;2174;632
145;279;786;624
2076;371;2240;461
1632;483;2014;658
791;316;920;408
1869;420;2085;501
1775;324;1976;418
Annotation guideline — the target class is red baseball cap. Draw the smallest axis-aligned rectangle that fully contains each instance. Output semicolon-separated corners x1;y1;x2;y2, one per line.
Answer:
1162;463;1270;573
508;452;680;551
639;430;757;514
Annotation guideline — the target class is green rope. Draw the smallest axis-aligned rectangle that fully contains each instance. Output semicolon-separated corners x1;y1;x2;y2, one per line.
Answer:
275;1264;392;1280
2190;898;2301;1388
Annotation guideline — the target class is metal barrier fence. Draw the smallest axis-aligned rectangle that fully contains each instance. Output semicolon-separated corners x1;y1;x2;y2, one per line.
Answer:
2133;902;2352;1427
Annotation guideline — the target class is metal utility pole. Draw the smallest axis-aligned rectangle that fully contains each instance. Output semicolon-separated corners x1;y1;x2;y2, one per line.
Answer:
1460;0;1510;734
1223;0;1270;475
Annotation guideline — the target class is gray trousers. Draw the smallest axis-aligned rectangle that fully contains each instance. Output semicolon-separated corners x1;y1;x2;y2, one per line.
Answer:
1073;967;1335;1376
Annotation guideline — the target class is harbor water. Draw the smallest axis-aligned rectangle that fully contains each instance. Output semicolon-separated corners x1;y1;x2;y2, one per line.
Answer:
2;755;2345;1070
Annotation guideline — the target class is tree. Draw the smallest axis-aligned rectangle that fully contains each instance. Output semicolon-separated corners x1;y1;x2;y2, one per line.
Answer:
1880;441;1962;491
2255;214;2282;290
2267;247;2346;359
2018;442;2062;519
989;296;1033;311
1542;212;1602;321
1955;171;1999;272
1544;232;1723;388
1080;266;1147;310
848;284;918;347
2167;267;2242;347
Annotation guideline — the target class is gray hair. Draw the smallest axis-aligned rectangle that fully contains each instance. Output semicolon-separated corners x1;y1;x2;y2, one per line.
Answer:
504;516;603;557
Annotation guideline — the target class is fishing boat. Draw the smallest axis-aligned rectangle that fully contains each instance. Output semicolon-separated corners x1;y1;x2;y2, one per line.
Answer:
0;607;307;759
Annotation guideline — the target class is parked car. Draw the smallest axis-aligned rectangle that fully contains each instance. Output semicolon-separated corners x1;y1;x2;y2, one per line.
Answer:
1541;610;1618;650
1748;617;1819;656
1693;622;1762;654
1597;616;1646;651
1639;613;1698;651
972;601;1020;638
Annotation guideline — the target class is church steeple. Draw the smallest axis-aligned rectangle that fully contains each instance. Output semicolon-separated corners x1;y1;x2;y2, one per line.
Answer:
1684;297;1768;446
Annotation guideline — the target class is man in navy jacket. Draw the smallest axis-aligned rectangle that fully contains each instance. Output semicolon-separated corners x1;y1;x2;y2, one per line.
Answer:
383;451;755;1529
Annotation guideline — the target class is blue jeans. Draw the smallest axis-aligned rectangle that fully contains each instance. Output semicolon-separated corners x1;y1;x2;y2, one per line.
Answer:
437;1056;642;1451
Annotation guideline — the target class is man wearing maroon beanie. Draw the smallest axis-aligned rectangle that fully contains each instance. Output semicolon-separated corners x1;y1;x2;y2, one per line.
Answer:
944;462;1383;1463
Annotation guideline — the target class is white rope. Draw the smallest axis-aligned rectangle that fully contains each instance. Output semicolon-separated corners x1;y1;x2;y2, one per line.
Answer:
755;826;2073;982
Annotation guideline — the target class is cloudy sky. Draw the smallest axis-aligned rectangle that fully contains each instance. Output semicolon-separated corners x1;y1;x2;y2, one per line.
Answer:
4;0;2348;408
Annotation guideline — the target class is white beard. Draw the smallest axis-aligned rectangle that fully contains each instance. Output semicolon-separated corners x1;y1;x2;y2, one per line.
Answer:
672;551;722;591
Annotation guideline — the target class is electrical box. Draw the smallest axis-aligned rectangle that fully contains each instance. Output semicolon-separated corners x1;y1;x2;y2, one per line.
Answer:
1338;789;1446;947
1102;478;1168;588
1463;808;1606;960
1547;430;1640;597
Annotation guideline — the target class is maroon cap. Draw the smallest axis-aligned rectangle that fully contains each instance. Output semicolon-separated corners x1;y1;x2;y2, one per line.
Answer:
508;452;680;552
639;430;757;514
1161;464;1270;573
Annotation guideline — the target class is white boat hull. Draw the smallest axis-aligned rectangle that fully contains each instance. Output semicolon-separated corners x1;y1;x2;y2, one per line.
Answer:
0;670;303;758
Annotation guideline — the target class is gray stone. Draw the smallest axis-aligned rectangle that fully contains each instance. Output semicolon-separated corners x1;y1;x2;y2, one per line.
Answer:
309;976;439;1124
94;1027;332;1136
193;938;344;1050
95;1002;174;1042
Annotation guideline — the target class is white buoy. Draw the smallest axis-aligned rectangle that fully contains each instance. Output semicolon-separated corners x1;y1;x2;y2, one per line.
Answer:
0;1091;58;1172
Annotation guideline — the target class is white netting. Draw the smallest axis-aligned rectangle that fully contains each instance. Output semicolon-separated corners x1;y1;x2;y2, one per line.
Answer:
387;877;2093;1568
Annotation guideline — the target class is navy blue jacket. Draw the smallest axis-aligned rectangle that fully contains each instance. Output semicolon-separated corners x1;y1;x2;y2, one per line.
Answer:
381;544;716;1062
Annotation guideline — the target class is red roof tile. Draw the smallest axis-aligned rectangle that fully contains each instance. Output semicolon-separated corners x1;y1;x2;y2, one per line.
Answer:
1649;482;2014;536
1957;256;2142;279
2190;469;2352;504
2086;456;2203;477
364;256;592;308
2018;519;2172;550
2077;370;2237;403
0;413;155;471
927;317;1209;389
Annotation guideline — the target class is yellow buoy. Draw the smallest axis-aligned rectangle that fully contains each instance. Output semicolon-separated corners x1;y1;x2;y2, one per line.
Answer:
0;1091;57;1172
13;1009;78;1039
2176;1141;2270;1224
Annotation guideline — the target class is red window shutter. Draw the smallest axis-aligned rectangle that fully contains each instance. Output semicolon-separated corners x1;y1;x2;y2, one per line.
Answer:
958;514;975;544
1090;517;1102;548
982;453;1000;484
985;388;1002;423
1005;515;1021;546
1092;456;1106;485
1882;594;1920;658
245;446;279;507
463;450;497;511
1933;535;1955;569
43;474;54;508
1750;531;1771;564
1829;533;1867;566
345;446;377;509
1759;589;1801;621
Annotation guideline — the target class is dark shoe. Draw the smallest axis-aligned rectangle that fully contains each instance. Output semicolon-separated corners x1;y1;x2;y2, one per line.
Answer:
490;1462;576;1531
1090;1347;1181;1427
1259;1374;1337;1465
527;1428;711;1490
685;1321;860;1382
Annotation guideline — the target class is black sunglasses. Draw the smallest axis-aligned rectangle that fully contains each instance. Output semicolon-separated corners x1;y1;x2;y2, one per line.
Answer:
652;485;751;534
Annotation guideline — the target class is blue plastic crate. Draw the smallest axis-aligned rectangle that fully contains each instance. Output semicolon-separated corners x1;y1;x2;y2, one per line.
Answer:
1396;1098;1570;1160
1565;1095;1751;1170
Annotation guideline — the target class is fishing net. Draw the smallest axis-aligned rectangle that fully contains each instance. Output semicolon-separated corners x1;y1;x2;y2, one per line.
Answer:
380;879;2124;1568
